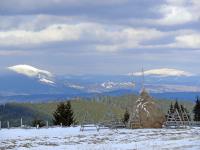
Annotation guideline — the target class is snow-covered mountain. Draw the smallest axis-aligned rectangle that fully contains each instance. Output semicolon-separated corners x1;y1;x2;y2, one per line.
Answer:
8;65;55;85
129;68;193;77
0;66;200;102
0;65;85;102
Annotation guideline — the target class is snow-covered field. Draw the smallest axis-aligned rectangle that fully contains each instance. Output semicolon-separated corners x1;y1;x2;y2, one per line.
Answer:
1;126;200;150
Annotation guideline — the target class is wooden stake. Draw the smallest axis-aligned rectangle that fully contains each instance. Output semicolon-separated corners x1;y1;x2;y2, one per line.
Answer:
7;121;9;129
46;121;49;128
21;118;23;128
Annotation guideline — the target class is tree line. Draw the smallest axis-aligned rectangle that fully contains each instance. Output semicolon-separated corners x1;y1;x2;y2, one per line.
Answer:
1;96;200;128
51;97;200;127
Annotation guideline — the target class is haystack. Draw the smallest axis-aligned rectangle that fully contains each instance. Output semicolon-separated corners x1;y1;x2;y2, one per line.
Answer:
130;89;165;128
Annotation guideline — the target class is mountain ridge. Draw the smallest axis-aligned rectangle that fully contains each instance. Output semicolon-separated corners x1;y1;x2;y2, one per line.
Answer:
0;65;199;102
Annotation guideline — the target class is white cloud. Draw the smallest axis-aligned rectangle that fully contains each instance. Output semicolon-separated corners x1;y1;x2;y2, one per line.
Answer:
157;6;194;25
94;28;164;52
163;31;200;49
174;34;200;48
157;0;200;25
0;23;165;52
1;22;199;52
0;24;81;46
137;29;200;49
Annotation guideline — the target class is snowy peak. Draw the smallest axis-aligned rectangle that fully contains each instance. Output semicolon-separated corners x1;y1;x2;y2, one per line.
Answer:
39;78;55;84
101;81;135;89
129;68;193;77
8;64;55;85
8;65;52;77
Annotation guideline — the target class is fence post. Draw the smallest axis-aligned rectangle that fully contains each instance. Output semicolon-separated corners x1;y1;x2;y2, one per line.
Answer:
46;121;49;128
60;123;62;127
21;118;23;128
7;121;10;129
0;121;1;130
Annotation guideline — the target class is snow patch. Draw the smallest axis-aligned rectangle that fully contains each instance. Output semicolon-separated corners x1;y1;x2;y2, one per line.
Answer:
39;78;55;84
1;126;200;150
67;84;85;90
101;81;135;89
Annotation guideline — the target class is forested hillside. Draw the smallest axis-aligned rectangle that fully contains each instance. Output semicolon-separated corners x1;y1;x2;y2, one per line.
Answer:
0;94;194;128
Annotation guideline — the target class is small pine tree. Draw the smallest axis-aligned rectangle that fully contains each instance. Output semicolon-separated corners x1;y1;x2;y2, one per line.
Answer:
122;108;130;125
53;101;75;126
193;97;200;121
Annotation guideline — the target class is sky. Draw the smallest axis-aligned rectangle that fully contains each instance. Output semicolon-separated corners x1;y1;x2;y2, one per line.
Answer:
0;0;200;75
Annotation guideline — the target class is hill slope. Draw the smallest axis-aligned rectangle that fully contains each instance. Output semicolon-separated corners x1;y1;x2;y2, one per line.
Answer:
0;94;195;128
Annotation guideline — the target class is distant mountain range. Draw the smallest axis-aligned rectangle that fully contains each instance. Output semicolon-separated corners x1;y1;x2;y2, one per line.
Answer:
0;64;199;103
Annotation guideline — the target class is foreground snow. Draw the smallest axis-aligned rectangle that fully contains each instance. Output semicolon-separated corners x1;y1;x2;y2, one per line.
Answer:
0;126;200;150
